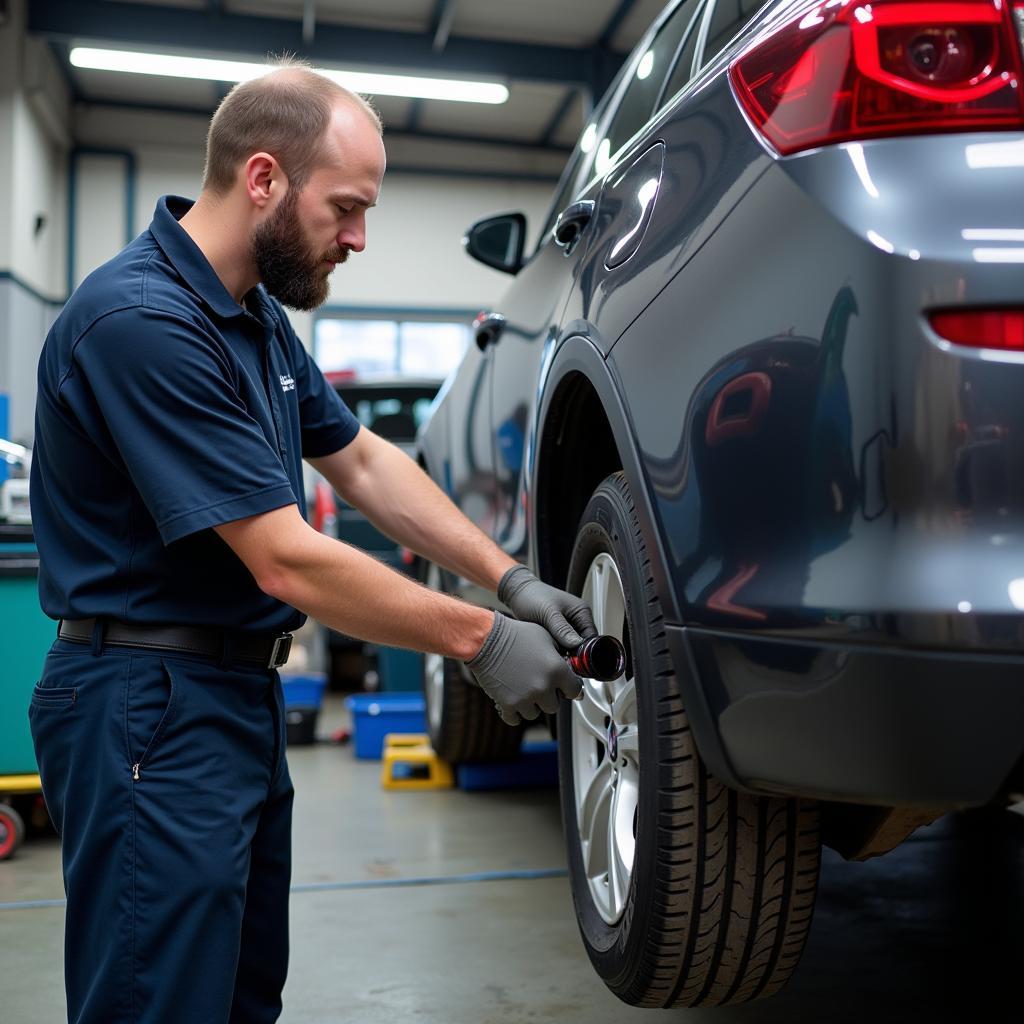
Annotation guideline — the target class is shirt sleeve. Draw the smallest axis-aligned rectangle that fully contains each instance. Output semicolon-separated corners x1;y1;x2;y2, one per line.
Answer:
270;300;361;458
65;307;298;546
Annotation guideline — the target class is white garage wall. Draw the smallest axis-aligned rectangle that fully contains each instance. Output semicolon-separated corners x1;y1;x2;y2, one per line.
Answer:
0;1;71;444
73;154;128;291
321;172;553;310
72;108;560;349
0;5;70;302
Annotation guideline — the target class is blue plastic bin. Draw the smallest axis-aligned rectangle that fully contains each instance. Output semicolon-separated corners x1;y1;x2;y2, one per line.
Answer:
280;672;327;708
281;673;327;746
456;741;559;791
346;692;427;760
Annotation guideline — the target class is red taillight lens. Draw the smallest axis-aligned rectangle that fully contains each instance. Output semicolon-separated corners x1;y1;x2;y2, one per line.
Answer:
731;0;1024;154
312;481;337;534
929;309;1024;349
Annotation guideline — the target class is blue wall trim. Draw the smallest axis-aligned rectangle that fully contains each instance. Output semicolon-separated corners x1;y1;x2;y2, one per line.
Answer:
0;270;65;308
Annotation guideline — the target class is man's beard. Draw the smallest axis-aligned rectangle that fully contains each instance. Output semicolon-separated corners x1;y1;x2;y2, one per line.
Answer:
251;188;348;311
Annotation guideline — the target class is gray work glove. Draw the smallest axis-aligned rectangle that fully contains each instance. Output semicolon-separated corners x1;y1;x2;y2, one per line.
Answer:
467;612;584;726
498;565;598;651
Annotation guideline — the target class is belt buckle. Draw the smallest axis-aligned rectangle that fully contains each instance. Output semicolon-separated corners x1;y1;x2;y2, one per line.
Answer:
268;633;293;669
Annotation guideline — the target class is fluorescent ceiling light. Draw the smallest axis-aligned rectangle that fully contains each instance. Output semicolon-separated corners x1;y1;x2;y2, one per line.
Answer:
69;47;509;104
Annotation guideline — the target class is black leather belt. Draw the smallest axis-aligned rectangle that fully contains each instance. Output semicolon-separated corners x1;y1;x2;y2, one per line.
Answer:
58;618;293;669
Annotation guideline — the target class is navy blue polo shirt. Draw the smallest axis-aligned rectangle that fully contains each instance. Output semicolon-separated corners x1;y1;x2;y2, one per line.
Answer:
31;195;360;633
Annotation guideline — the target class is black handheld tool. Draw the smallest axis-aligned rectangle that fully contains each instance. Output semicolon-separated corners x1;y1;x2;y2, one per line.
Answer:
566;634;626;681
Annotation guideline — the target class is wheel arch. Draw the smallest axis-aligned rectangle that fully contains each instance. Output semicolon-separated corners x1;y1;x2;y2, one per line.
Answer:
532;335;679;623
532;335;742;789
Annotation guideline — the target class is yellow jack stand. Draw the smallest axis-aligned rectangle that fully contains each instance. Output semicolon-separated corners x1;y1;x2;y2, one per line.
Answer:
380;733;454;791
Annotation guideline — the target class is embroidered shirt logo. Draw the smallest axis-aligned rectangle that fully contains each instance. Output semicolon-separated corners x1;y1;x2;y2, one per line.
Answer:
279;374;296;393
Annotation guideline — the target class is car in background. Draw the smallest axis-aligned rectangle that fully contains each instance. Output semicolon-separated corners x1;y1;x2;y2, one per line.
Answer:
309;374;443;684
0;439;31;525
416;0;1024;1009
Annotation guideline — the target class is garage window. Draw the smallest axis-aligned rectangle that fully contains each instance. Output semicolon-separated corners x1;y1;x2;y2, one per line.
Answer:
314;315;471;378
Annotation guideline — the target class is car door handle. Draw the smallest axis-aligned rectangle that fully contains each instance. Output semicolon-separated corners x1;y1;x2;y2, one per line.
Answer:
553;200;595;253
474;311;507;351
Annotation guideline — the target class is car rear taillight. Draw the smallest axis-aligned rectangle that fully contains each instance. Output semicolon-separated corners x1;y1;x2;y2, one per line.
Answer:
312;480;337;535
730;0;1024;155
929;308;1024;349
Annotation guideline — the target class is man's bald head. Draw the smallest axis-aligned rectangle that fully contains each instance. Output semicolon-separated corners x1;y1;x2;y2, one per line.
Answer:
202;59;382;196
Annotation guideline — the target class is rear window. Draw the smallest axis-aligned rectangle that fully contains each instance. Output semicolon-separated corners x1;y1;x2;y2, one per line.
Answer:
596;0;704;172
700;0;765;67
335;386;439;442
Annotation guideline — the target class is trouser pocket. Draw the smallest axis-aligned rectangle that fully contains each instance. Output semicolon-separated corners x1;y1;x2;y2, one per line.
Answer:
125;656;177;782
29;647;129;836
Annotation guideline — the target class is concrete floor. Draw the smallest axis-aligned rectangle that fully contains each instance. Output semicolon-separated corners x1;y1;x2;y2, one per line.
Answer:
2;693;1022;1023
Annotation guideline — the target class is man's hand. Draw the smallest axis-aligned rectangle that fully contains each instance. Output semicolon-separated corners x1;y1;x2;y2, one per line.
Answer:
467;613;584;726
498;565;598;651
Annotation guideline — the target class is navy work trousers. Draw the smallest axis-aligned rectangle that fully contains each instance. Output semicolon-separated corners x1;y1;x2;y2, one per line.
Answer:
29;637;294;1024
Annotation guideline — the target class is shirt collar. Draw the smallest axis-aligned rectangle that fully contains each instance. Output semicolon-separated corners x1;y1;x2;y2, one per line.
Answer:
149;195;249;320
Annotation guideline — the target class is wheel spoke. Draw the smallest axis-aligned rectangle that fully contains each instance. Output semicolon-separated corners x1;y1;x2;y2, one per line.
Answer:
616;724;639;757
611;677;637;725
603;571;627;641
578;761;613;877
574;680;610;743
586;560;608;633
608;781;632;915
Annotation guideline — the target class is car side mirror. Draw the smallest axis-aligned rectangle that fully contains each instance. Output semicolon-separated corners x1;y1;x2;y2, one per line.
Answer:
463;212;527;275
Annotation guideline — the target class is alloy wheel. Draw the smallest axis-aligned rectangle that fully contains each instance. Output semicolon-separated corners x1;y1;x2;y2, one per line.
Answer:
572;552;638;925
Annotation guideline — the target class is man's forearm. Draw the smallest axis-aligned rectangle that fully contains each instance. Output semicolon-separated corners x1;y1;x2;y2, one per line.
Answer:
267;525;494;662
325;437;518;591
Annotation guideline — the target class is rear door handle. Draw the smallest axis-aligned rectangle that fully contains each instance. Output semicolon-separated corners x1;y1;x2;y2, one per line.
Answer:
474;311;507;350
553;200;595;253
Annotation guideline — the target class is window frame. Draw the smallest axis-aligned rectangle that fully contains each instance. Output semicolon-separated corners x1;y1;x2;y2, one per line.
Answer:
693;0;780;74
653;0;710;112
312;306;477;380
571;0;715;205
531;0;779;263
531;0;707;259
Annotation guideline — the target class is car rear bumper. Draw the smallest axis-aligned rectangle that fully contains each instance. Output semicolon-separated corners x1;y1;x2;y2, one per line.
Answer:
666;624;1024;809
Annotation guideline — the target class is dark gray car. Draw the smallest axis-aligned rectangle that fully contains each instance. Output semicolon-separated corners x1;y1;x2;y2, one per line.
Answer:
418;0;1024;1007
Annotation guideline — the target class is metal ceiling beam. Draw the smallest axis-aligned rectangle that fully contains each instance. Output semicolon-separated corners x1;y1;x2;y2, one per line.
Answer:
406;98;423;132
48;41;82;102
302;0;316;46
539;87;578;148
389;126;570;155
430;0;458;53
72;97;572;154
598;0;640;49
29;0;620;88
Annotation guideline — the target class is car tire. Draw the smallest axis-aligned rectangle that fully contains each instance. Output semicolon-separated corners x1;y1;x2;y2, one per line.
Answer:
558;472;822;1007
421;561;524;763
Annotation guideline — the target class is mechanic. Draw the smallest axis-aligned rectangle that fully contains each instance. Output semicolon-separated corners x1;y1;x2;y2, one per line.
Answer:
29;62;595;1024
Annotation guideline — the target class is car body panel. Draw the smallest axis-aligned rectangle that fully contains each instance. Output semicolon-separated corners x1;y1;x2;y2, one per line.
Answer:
487;219;596;562
419;0;1024;807
566;73;771;353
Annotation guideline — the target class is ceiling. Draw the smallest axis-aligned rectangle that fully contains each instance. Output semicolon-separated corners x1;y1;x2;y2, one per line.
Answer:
29;0;670;176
